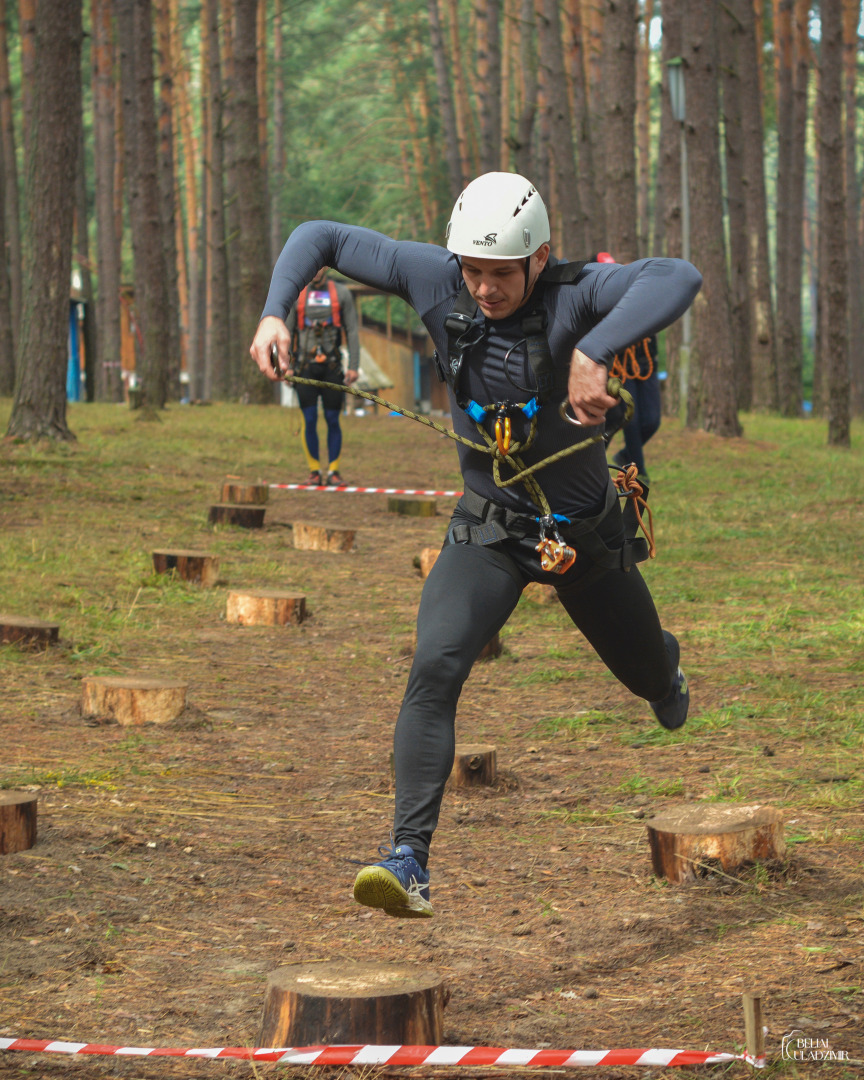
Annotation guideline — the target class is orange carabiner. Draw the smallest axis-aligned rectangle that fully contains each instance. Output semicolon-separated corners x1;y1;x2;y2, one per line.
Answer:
495;414;512;456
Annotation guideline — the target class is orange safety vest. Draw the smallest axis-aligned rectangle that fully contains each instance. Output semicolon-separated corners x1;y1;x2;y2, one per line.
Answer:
296;280;342;329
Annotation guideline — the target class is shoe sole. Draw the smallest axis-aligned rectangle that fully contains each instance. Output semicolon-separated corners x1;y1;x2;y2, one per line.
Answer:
353;866;433;919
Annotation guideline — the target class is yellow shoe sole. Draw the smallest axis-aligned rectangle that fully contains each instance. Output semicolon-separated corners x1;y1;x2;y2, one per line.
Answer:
353;866;433;919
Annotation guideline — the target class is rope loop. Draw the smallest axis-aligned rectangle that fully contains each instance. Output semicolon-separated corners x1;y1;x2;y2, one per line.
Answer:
613;463;656;559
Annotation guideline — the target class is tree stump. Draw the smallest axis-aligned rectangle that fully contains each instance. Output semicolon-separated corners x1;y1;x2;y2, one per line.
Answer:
260;962;445;1047
388;496;436;517
646;803;785;884
476;632;502;660
152;549;220;587
81;676;188;726
522;581;559;605
450;744;497;788
0;792;37;854
417;547;440;578
226;589;306;626
0;615;60;649
208;503;266;529
220;481;269;505
292;522;355;553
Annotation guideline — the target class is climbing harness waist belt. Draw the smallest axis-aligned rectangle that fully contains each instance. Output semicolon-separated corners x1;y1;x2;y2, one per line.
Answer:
451;485;650;572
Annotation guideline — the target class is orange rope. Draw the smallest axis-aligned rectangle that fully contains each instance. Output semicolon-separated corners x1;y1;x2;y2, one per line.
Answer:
614;463;656;559
609;338;654;383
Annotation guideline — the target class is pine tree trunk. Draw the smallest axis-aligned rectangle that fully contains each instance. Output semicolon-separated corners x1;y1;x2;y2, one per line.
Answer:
91;0;123;402
0;0;21;354
730;0;777;412
476;0;502;174
513;0;538;179
818;0;850;446
719;3;751;410
118;0;172;414
270;0;285;263
5;0;82;441
0;126;13;395
600;0;638;262
774;0;809;417
447;0;478;179
536;0;582;256
220;0;243;397
171;0;202;400
17;0;35;162
155;0;183;400
234;0;273;405
202;0;231;399
562;0;603;256
657;4;682;418
427;0;464;198
842;0;863;415
681;0;740;436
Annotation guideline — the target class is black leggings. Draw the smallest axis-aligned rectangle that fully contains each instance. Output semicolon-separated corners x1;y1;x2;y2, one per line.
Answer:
392;498;672;863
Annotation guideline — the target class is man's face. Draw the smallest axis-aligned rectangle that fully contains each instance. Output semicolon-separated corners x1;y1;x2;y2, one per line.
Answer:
459;244;550;320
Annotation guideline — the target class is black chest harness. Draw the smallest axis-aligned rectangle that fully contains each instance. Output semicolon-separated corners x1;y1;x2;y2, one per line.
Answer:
434;260;650;575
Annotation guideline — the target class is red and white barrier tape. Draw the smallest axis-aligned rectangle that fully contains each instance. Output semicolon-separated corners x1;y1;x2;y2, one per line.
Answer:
0;1039;764;1068
269;483;463;496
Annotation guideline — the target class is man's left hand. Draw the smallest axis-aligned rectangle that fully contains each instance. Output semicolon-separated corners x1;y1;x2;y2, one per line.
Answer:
567;349;618;425
345;369;359;385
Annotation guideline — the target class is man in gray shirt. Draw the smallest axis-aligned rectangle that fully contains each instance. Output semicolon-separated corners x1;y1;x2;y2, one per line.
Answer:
250;172;702;920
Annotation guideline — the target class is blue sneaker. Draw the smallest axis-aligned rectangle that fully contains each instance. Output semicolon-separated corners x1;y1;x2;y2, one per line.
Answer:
353;838;432;918
649;630;689;731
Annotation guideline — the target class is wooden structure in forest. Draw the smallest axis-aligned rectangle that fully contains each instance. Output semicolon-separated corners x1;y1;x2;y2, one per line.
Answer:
208;503;266;529
450;744;497;788
152;549;220;586
0;792;38;854
292;522;355;553
260;962;445;1047
646;804;785;884
81;676;188;726
388;496;436;517
220;480;269;505
226;589;306;626
0;616;60;649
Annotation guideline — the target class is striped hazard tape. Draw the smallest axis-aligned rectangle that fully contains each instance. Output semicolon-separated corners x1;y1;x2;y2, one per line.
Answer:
0;1038;765;1068
269;483;463;496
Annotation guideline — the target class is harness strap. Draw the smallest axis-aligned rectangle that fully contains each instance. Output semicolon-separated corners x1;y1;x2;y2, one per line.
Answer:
453;484;650;572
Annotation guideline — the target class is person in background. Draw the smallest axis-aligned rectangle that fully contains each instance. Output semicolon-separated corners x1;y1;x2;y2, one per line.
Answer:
286;266;360;486
592;252;662;481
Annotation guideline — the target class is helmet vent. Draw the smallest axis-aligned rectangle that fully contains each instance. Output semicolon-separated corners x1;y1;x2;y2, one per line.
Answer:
523;229;531;249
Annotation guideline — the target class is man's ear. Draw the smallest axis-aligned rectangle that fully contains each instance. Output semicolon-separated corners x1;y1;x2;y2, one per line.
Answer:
533;243;551;273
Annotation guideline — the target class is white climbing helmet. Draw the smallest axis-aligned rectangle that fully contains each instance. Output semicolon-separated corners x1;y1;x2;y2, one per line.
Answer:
445;172;551;259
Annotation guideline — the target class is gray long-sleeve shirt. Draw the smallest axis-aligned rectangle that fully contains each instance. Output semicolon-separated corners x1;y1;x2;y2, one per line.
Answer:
262;221;701;518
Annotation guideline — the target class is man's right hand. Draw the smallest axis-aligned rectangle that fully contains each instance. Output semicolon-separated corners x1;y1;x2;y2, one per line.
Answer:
250;316;292;381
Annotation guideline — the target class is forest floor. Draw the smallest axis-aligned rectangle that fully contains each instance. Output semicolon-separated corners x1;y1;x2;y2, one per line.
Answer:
0;399;862;1080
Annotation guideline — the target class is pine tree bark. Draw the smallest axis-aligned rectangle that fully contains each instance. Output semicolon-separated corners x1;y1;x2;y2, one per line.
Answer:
0;125;13;395
202;0;231;399
5;0;82;440
0;0;21;354
118;0;172;413
171;0;202;400
234;0;273;405
719;3;751;410
17;0;35;163
600;0;638;263
774;0;809;417
536;0;583;256
476;0;502;174
657;4;682;417
730;0;776;412
91;0;123;402
270;0;286;262
635;0;653;258
562;0;604;254
219;0;244;397
513;0;538;179
842;0;862;415
427;0;464;199
446;0;478;179
818;0;850;446
681;1;740;436
155;0;183;400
